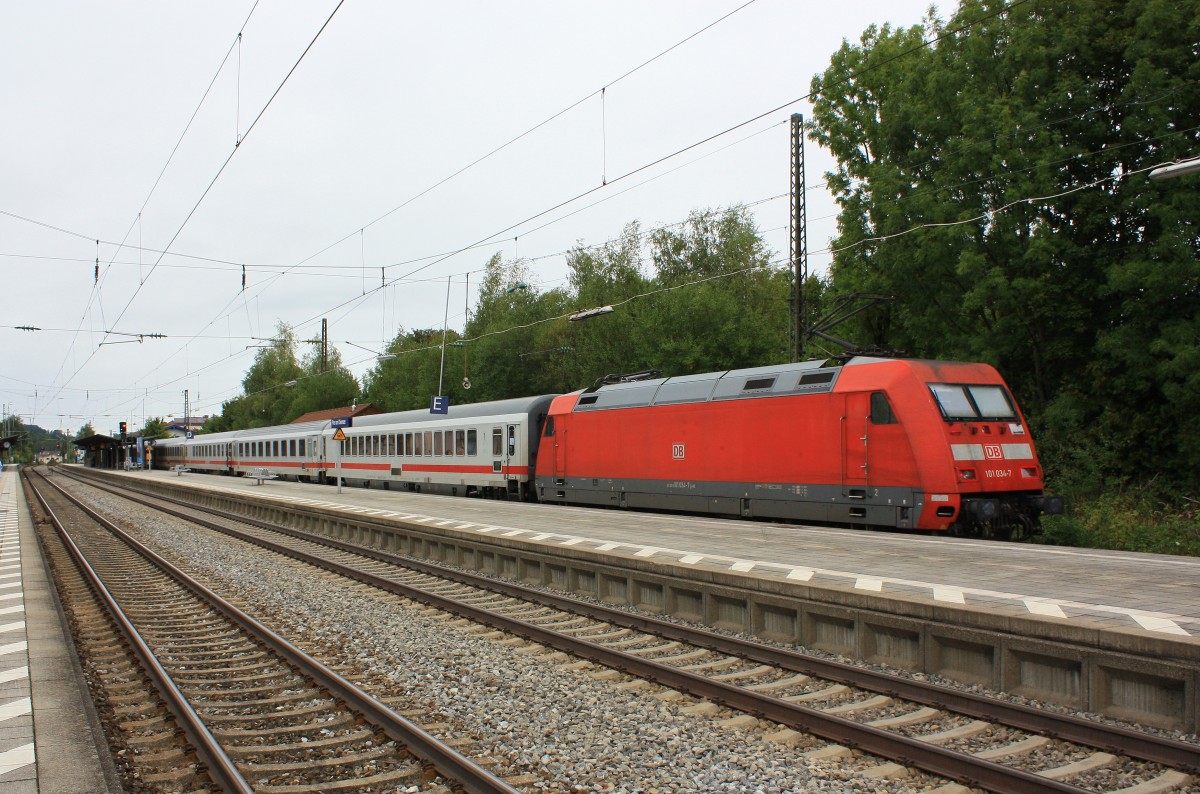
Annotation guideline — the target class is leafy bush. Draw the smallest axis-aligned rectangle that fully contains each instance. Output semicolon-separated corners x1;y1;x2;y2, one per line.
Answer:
1039;492;1200;557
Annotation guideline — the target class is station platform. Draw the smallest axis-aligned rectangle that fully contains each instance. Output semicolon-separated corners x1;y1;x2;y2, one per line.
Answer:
71;465;1200;730
0;468;116;793
103;465;1200;649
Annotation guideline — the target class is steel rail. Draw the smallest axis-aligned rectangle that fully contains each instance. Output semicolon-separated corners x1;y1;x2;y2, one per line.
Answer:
25;471;254;794
78;467;1199;776
38;469;523;794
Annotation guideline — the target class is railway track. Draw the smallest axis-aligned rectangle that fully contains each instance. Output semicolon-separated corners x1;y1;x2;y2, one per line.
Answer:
25;468;524;794
52;468;1200;793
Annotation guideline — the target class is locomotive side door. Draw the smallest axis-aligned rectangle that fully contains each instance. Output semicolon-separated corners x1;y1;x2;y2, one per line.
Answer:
841;392;870;491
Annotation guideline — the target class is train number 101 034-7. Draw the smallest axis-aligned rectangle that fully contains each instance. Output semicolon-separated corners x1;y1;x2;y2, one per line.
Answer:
984;469;1013;479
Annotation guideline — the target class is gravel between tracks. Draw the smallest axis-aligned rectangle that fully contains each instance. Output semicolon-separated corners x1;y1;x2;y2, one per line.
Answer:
80;485;945;794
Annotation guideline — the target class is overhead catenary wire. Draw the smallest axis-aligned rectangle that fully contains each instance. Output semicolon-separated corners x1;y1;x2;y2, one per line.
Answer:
23;0;1152;429
54;0;1039;421
41;0;347;417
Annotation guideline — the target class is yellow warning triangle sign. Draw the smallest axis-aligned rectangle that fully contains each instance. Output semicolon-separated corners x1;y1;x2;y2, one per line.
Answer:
332;428;347;441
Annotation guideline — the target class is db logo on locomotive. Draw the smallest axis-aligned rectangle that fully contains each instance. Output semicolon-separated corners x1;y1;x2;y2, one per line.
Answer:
984;444;1003;459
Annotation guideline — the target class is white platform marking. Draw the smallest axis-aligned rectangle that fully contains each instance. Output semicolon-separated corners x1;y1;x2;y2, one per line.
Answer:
787;568;815;581
596;543;621;551
0;666;28;684
0;605;23;616
855;577;884;592
0;743;35;776
634;547;660;557
0;621;25;634
730;561;756;572
1130;614;1189;635
679;554;705;565
0;696;32;722
1023;599;1067;618
0;641;28;657
934;587;966;604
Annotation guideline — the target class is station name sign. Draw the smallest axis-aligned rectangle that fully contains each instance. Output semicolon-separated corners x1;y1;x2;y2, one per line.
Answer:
331;417;353;428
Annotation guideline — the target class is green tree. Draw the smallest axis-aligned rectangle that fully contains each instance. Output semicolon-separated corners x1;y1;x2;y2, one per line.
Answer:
285;344;360;419
138;417;171;439
809;0;1200;497
645;208;790;375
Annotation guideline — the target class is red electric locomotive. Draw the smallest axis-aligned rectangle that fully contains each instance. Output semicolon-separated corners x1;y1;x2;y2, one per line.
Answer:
534;356;1062;538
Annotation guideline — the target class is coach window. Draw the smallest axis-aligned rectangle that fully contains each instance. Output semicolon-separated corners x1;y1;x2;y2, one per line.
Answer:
467;429;477;456
412;432;422;456
434;431;443;456
386;435;394;456
289;439;296;456
492;428;503;456
455;430;466;455
299;439;306;456
444;430;454;456
870;392;898;424
422;431;433;456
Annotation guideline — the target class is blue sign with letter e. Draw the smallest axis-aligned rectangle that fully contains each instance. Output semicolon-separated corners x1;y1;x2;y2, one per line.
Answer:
430;396;450;414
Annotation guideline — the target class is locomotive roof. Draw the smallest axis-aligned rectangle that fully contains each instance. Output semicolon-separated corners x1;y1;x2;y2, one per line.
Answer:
568;358;895;412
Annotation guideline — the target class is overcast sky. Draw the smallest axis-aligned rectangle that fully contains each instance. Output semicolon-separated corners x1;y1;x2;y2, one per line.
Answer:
2;0;947;435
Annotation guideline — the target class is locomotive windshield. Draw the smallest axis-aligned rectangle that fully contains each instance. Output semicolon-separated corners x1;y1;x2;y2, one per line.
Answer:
929;383;1017;421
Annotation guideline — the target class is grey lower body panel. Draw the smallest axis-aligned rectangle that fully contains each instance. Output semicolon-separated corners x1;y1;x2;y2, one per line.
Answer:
536;476;923;528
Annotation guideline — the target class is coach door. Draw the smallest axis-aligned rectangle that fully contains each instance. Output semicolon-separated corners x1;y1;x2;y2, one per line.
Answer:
507;424;518;478
841;392;869;492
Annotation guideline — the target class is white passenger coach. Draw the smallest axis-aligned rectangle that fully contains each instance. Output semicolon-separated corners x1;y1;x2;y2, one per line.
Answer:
152;396;556;500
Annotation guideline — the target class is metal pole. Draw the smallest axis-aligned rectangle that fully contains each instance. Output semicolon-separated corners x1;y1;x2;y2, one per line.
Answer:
438;275;451;396
337;437;343;494
789;113;809;361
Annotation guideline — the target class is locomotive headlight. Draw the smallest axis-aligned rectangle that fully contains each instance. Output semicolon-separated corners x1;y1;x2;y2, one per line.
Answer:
958;468;976;480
